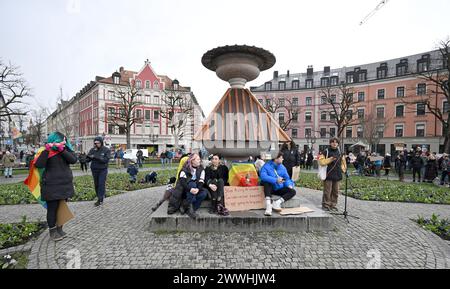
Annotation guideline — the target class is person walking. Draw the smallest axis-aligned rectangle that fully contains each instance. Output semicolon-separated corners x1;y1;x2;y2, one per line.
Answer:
78;151;88;172
2;151;16;178
260;152;297;216
136;149;144;168
86;136;111;206
318;138;347;212
34;132;77;241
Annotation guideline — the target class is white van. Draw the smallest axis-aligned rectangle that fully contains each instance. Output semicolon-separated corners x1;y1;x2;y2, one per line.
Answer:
123;149;149;161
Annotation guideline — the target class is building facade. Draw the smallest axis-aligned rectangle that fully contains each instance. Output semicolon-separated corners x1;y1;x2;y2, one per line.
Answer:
251;50;449;155
45;61;204;154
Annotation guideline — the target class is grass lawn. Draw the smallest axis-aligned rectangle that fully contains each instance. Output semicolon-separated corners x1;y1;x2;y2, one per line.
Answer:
297;172;450;205
0;168;177;205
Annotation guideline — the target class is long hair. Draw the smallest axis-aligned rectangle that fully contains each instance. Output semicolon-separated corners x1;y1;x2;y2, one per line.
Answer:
183;153;200;173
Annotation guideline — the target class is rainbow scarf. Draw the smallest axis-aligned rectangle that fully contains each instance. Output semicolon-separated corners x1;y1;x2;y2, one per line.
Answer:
24;148;61;208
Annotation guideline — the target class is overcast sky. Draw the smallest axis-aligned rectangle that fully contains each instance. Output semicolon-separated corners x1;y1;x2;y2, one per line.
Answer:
1;0;449;116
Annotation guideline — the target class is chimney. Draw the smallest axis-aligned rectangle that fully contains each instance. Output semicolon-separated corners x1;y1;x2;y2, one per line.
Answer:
307;66;313;77
324;66;330;75
119;67;124;73
273;70;278;79
287;70;290;78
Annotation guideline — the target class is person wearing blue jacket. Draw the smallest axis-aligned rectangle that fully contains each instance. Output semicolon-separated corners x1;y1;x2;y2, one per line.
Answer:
260;152;296;216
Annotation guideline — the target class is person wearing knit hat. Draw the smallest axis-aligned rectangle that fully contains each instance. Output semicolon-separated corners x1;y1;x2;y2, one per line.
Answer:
86;136;111;206
34;131;78;241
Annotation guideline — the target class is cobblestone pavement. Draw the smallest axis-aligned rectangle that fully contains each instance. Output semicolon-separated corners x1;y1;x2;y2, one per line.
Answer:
0;186;449;269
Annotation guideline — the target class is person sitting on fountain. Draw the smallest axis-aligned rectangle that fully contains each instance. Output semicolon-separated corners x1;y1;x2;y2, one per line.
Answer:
168;153;208;219
260;152;296;216
205;153;229;214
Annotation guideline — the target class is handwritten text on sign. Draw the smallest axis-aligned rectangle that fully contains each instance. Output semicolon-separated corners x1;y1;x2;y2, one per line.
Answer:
224;186;265;212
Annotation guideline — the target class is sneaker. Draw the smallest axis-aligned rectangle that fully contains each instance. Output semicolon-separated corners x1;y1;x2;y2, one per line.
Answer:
330;207;339;212
322;206;330;211
94;200;103;207
272;199;283;212
264;198;272;216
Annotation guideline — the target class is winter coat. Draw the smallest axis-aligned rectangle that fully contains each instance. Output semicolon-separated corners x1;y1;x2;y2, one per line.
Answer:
127;164;138;176
318;147;347;182
424;159;439;181
205;164;229;186
2;154;16;168
175;165;206;193
86;137;111;170
441;159;449;171
35;149;78;201
306;153;314;166
410;156;424;169
282;148;300;171
78;154;87;163
260;160;294;191
383;156;391;168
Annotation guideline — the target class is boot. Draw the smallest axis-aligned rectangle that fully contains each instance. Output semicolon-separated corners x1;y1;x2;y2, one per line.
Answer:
57;226;67;238
264;197;272;216
208;199;217;214
94;199;103;207
186;203;198;219
49;227;63;241
151;200;164;212
272;198;284;212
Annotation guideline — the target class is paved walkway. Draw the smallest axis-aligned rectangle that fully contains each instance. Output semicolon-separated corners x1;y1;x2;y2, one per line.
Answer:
0;186;448;269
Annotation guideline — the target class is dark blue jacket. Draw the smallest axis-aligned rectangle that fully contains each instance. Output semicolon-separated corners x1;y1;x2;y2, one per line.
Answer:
127;165;138;176
86;137;111;170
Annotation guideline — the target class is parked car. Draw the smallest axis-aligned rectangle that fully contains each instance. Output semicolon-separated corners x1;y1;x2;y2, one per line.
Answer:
123;149;149;161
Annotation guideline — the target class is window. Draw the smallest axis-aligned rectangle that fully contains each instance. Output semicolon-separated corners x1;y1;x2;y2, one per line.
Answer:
396;65;407;76
346;109;353;121
397;87;405;98
136;80;142;89
305;128;312;138
153;95;159;104
357;126;363;138
292;112;298;122
358;92;365;102
278;112;285;124
292;98;298;106
330;95;337;104
266;99;271;107
279;98;285;107
306;97;312;106
330;128;336;137
377;126;384;138
417;83;426;96
292;129;298;138
278;82;286;90
376;107;385;119
145;80;150;89
145;110;151;120
153;110;159;120
292;80;299;90
417;103;426;116
396;105;404;117
321;111;327;121
153;81;159;89
321;95;327;104
395;125;404;137
118;125;126;135
330;76;338;86
330;112;336;120
305;112;312;122
265;82;272;91
153;125;160;134
377;89;385;100
108;107;115;118
417;62;428;73
321;78;329;87
377;68;387;79
416;124;425;137
113;76;120;84
320;128;327;138
346;127;352;138
357;109;365;119
346;73;354;83
444;101;450;113
135;109;142;120
306;79;313;89
108;90;115;100
108;124;115;134
358;72;367;82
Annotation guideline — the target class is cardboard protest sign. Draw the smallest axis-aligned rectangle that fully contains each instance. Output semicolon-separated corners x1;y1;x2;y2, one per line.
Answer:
56;200;74;226
224;186;265;212
279;207;314;216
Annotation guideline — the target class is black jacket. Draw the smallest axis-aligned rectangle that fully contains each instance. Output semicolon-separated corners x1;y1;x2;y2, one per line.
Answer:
35;149;78;201
424;159;439;180
282;148;300;169
86;146;111;170
78;153;87;163
325;147;343;182
205;164;229;185
175;165;205;193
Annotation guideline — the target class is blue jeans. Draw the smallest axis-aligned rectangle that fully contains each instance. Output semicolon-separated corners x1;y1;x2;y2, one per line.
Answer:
4;167;12;177
186;190;208;211
92;169;108;202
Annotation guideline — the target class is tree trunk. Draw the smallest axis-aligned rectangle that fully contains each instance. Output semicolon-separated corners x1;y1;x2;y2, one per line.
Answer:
174;128;179;149
126;130;131;149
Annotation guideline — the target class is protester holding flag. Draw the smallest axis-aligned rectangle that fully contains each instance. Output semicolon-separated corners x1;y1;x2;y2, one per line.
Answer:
33;132;77;241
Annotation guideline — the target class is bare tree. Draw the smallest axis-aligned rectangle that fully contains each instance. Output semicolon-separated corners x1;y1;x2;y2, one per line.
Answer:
0;60;30;121
354;109;390;153
402;39;450;153
159;87;194;149
262;96;300;131
320;82;359;148
105;83;143;148
28;107;49;146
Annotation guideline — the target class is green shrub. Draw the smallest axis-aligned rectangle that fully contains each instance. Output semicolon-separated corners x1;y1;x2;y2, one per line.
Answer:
0;217;44;249
416;214;450;241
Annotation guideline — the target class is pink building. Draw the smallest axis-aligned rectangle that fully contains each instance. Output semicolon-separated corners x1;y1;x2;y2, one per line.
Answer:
251;50;448;155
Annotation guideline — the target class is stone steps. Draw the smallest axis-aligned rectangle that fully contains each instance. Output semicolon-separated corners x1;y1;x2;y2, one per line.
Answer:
148;195;334;233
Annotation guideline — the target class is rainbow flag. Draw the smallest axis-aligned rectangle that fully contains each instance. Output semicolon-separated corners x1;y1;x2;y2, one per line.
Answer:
23;148;59;208
228;163;259;187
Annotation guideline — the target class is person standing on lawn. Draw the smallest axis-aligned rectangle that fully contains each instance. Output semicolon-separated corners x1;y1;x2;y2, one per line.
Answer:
86;136;111;207
34;131;77;241
440;154;449;186
424;153;439;183
411;151;424;182
318;138;347;212
2;151;16;178
395;151;407;182
78;151;88;172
